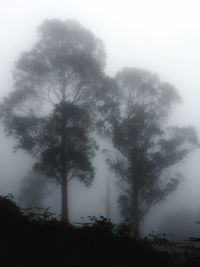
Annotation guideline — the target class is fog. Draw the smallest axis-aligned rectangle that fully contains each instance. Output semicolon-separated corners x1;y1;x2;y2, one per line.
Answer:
1;0;200;239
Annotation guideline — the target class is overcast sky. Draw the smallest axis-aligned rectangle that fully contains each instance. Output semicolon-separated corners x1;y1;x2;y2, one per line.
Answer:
0;0;200;233
1;0;200;124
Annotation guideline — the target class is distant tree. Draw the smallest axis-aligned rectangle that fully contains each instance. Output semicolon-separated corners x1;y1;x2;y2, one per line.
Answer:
107;68;199;238
18;170;50;209
0;19;109;221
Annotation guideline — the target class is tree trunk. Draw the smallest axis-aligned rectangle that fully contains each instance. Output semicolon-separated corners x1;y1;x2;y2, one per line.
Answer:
61;172;68;222
61;86;68;222
61;129;68;222
132;181;140;239
105;176;111;219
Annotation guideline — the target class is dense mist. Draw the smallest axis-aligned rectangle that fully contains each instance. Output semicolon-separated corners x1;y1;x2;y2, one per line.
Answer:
1;0;200;242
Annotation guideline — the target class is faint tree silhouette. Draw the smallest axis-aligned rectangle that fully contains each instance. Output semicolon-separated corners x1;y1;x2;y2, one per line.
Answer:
106;68;199;238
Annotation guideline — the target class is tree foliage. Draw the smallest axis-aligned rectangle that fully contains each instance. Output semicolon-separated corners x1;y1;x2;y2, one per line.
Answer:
107;68;199;236
0;19;109;220
34;102;96;186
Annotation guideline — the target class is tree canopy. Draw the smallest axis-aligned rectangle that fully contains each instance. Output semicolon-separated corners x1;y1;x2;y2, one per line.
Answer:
0;19;109;221
107;68;199;237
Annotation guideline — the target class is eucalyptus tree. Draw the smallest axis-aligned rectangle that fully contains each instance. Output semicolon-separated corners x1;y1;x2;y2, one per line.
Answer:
107;68;199;238
1;19;109;221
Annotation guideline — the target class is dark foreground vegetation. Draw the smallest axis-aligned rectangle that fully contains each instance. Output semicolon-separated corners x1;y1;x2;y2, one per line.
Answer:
0;195;200;267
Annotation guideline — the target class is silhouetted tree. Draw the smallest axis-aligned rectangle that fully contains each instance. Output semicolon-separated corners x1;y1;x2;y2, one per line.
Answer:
0;19;108;221
107;68;199;238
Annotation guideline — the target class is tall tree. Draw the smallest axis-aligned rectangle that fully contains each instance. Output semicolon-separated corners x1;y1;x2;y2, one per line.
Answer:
107;68;199;238
0;19;107;221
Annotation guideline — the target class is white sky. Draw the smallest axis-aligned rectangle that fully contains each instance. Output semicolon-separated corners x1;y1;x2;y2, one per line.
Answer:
1;0;200;125
0;0;200;232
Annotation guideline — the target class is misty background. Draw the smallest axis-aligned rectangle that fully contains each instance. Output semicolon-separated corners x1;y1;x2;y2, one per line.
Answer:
0;0;200;238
